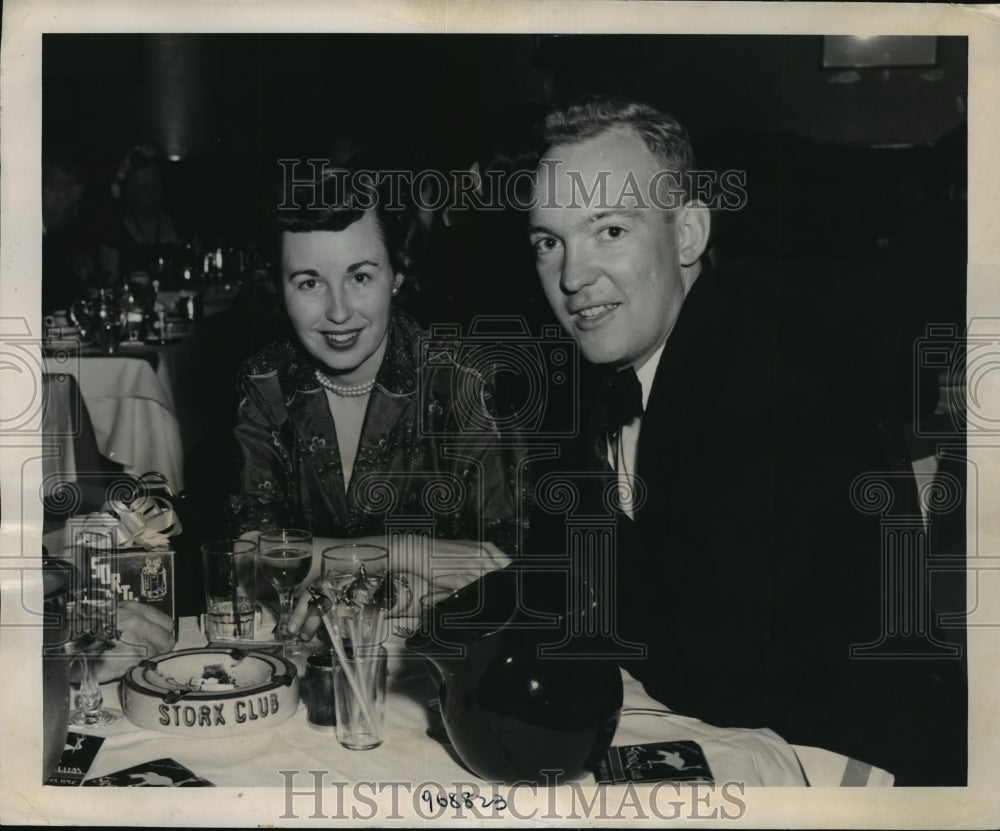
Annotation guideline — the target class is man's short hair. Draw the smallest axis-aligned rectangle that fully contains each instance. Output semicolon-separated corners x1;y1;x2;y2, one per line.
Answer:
541;96;698;203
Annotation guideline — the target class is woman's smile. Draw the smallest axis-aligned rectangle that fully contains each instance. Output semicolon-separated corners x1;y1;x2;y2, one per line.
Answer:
321;329;363;348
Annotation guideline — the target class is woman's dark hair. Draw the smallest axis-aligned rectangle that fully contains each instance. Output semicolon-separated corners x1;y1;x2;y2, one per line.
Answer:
267;150;427;297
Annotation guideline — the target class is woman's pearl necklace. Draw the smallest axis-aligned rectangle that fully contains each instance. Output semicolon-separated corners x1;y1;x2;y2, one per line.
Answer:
314;369;375;397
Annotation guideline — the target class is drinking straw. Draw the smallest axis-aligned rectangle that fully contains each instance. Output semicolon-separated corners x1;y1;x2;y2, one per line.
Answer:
344;615;373;708
307;588;377;732
374;605;388;647
221;508;243;639
371;573;393;644
229;539;242;639
347;615;362;650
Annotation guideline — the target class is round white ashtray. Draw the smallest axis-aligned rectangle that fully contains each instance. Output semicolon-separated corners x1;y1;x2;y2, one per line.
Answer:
122;647;299;736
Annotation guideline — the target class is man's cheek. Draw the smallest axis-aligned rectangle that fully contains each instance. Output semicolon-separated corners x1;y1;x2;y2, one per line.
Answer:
539;278;563;307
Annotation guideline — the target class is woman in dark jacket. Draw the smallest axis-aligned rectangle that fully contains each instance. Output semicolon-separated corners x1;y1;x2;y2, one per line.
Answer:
230;161;528;563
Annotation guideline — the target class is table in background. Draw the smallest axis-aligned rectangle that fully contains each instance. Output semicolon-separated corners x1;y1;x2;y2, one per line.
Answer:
122;338;205;455
44;346;184;490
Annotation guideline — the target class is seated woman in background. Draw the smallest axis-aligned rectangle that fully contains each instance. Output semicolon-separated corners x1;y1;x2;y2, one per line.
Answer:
98;143;189;283
229;161;528;573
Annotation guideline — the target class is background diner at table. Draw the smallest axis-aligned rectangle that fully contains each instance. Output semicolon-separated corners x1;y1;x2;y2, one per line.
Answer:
39;33;968;790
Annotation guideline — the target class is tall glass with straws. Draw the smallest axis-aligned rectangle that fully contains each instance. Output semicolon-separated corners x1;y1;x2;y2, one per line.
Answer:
317;544;408;750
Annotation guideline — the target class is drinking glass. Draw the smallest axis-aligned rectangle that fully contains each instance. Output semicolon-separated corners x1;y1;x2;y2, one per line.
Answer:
321;544;409;647
66;587;122;727
321;544;389;600
334;645;387;750
259;529;313;652
201;539;257;642
302;650;337;731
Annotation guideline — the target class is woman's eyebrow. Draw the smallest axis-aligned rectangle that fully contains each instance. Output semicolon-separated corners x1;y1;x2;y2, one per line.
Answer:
346;259;380;272
287;268;319;280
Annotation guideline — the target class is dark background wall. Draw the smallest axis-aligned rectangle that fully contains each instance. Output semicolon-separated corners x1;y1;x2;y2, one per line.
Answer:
43;33;967;321
41;34;968;595
44;34;967;163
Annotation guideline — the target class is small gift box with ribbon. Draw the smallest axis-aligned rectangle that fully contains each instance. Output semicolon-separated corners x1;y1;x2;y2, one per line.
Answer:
68;472;183;624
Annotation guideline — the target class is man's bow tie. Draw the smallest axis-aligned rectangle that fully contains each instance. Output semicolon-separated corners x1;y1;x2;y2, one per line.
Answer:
601;366;643;432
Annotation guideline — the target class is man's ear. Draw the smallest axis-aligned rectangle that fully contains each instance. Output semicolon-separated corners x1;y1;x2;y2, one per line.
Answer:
677;201;712;267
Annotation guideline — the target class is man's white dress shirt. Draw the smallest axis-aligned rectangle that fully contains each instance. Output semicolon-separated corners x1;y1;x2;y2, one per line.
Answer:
609;343;665;518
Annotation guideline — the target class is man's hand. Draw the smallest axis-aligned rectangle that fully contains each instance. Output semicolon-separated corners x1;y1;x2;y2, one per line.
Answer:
74;601;177;684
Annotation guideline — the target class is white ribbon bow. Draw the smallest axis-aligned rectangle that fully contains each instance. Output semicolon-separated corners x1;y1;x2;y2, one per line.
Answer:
73;473;182;551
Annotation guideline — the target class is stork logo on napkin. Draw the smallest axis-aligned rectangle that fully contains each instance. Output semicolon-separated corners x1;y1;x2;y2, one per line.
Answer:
594;740;714;784
83;758;213;787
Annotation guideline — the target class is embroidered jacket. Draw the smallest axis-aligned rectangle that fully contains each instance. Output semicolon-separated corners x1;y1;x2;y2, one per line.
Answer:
230;314;527;555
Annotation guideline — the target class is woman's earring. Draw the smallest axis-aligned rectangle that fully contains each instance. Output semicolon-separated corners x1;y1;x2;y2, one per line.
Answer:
391;287;399;296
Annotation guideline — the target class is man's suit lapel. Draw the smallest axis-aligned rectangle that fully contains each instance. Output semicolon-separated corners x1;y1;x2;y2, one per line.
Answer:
634;267;725;527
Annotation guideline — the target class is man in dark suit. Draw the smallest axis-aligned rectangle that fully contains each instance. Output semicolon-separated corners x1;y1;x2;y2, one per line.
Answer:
526;97;965;785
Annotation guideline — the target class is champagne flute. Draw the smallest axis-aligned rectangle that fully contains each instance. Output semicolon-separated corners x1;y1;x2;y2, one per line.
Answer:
259;529;313;653
67;587;122;727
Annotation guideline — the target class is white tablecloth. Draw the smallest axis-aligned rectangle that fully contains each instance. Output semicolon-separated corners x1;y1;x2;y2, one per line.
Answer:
44;352;184;490
71;617;891;789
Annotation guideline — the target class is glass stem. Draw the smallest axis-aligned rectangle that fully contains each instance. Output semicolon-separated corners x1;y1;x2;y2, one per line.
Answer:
75;654;103;725
278;590;293;637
